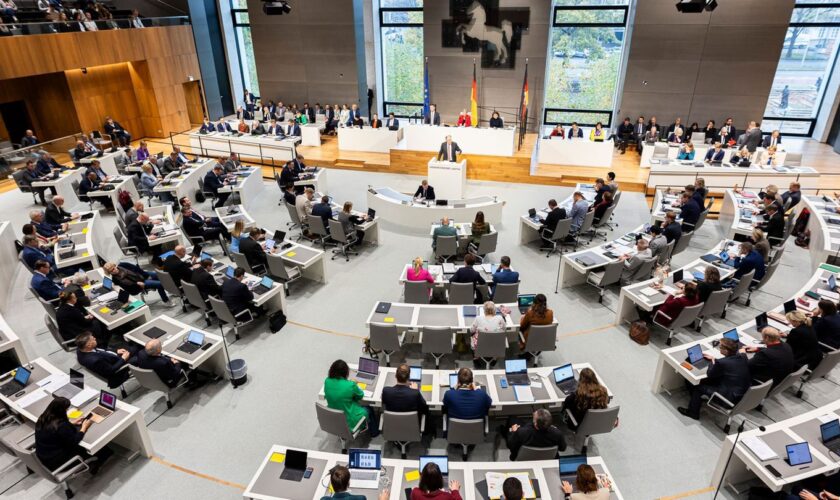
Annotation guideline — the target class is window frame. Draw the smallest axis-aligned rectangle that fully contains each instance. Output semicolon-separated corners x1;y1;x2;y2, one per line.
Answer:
542;108;614;128
552;5;628;28
229;3;259;96
378;5;424;118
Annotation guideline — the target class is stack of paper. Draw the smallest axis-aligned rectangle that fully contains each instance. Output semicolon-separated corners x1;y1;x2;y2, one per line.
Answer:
742;436;778;461
17;389;48;408
486;472;536;499
513;385;535;403
70;388;98;408
640;287;659;297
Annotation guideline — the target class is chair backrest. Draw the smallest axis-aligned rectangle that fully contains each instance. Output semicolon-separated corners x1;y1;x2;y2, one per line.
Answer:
729;379;772;416
33;290;58;323
45;315;71;351
70;179;81;197
381;411;421;443
475;331;507;359
808;348;840;380
316;401;353;441
652;144;669;158
447;418;485;446
631;257;657;283
670;302;704;329
770;243;785;266
516;446;559;462
156;269;182;298
596;260;624;287
435;235;458;257
700;289;732;318
672;231;693;255
784;152;802;166
755;259;779;289
694;209;709;232
9;440;61;483
594;204;616;228
307;215;329;237
328;219;350;244
421;326;452;354
448;282;475;305
578;210;596;234
266;253;293;280
493;282;519;304
612;190;622;207
729;269;755;301
128;364;171;393
574;406;620;449
658;240;675;265
404;280;431;304
369;322;401;351
475;232;498;256
550;218;573;242
768;364;809;399
230;251;253;274
524;324;558;353
181;281;207;311
285;202;301;225
208;295;238;325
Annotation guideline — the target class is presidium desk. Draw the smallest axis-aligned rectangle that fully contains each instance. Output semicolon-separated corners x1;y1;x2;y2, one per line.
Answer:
366;187;503;228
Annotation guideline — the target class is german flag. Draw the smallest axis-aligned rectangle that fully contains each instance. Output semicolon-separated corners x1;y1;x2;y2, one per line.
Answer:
470;61;478;127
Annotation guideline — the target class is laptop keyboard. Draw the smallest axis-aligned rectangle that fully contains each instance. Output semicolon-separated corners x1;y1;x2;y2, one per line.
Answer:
92;406;111;417
352;470;379;481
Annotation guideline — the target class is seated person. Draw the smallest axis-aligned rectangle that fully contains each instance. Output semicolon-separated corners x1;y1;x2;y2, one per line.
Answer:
103;261;171;305
504;408;566;461
618;238;651;285
519;293;553;350
369;113;382;129
652;281;700;327
762;129;782;148
606;172;619;193
450;253;486;303
407;256;435;284
21;233;56;270
661;211;682;244
414;179;435;201
643;125;660;144
616;116;633;153
199;117;216;134
103;117;131;146
539;199;567;248
320;465;389;500
385;112;400;130
311;195;333;228
667;128;684;144
324;359;379;437
704;142;725;163
73;139;97;160
35;398;112;476
569;191;589;235
432;217;457;250
30;209;66;239
730;148;751;166
561;464;611;500
221;266;262;318
491;255;519;297
237;119;250;133
191;258;221;299
756;203;784;245
442;367;492;421
782;181;801;209
45;196;76;225
647;225;668;261
678;191;702;231
489;111;504;129
812;299;840;350
469;210;489;247
250;119;265;135
593;178;610;205
469;300;506;364
589;122;606;142
283;118;301;137
549;123;565;138
759;145;779;166
337;201;368;247
785;310;824;370
86;160;109;181
502;478;524;500
134;338;187;387
75;331;135;388
567;122;583;139
746;327;795;388
31;259;64;301
181;206;228;243
563;368;610;430
162;245;196;287
411;462;461;500
724;242;765;286
677;142;695;160
161;152;183;176
203;165;230;209
381;364;429;427
697;265;723;303
456;110;471;127
21;160;56;205
592;190;613;224
56;290;109;347
79;171;114;209
140;164;174;204
677;338;750;420
238;228;268;272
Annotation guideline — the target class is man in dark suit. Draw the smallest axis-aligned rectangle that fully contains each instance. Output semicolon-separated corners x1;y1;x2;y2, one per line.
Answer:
76;332;135;389
781;182;801;209
730;242;765;282
303;102;316;123
616;116;634;154
217;120;234;134
134;338;185;387
181;205;228;243
161;152;182;176
748;327;795;388
21;129;38;147
204;165;230;209
250;120;266;135
221;266;261;317
437;135;462;163
385;112;399;131
199;118;216;134
540;199;567;247
79;171;113;209
238;228;267;273
504;409;566;461
414;180;436;201
37;153;62;176
74;140;96;161
757;203;784;245
662;211;682;244
31;260;63;301
283;119;301;137
126;213;153;254
741;121;762;152
450;253;486;303
279;161;299;190
678;338;751;420
22;160;54;205
45;196;75;225
21;235;56;270
678;192;702;232
191;259;221;299
347;104;362;126
266;119;282;137
704;142;726;163
103;117;131;146
423;104;441;126
163;245;195;287
381;364;429;419
762;130;782;148
30;209;65;239
311;195;333;228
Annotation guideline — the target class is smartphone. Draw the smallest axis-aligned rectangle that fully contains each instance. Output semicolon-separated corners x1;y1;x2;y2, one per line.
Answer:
500;378;508;389
303;467;313;479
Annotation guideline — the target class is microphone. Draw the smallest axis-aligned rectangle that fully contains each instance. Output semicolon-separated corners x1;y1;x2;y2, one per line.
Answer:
713;417;766;499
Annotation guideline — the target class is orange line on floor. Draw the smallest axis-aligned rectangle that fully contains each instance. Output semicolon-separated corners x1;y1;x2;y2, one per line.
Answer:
657;486;715;500
558;323;615;338
151;456;246;491
286;320;368;339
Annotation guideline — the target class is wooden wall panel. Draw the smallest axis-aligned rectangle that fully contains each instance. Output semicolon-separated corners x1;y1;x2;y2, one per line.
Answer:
0;72;80;141
65;64;145;139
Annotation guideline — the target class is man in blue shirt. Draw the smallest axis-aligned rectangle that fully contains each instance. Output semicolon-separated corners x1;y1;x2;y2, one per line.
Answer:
442;367;492;422
678;191;702;232
725;242;765;287
21;234;56;270
704;142;725;163
569;191;589;234
492;255;519;298
31;260;63;300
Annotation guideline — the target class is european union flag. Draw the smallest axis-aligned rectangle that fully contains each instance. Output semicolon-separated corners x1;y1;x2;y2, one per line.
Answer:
423;59;430;118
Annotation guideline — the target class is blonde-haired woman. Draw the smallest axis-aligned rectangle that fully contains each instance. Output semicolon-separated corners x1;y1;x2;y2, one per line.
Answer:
229;219;245;253
406;256;434;284
749;228;771;262
785;310;823;370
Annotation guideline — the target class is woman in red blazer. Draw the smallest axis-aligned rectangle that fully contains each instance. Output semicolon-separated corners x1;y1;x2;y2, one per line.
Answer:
654;281;700;327
411;463;462;500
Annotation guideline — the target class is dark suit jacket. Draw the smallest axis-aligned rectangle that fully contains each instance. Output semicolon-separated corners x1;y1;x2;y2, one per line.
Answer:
56;303;93;341
305;108;316;123
125;220;150;254
386;117;400;130
749;343;795;387
680;198;702;230
451;265;486;302
79;177;100;196
733;250;765;281
781;190;800;209
32;272;62;301
203;171;224;194
163;254;193;286
283;123;301;137
221;278;254;316
506;422;567;461
663;221;682;244
251;124;266;135
437;142;462;162
813;314;840;349
414;185;436;200
78;349;131;388
104;121;128;137
45;203;71;225
74;145;94;160
762;135;782;148
703;353;751;403
543;207;567;233
759;212;785;243
161;157;180;175
423;112;440;126
22;245;55;270
238;236;267;270
382;384;429;415
34;219;61;238
199;122;216;133
279;166;298;186
135;350;182;387
311;202;332;227
705;149;725;162
182;212;209;238
191;267;221;299
786;325;823;370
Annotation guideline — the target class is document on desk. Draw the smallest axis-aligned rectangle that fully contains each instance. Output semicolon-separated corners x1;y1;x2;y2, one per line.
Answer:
442;263;456;274
513;385;535;403
17;389;48;409
38;373;69;393
640;287;660;297
71;388;98;408
743;436;779;461
486;472;536;499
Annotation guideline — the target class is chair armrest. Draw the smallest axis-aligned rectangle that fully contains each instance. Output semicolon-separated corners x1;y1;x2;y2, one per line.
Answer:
420;414;426;433
378;416;384;432
705;391;735;411
233;309;253;322
52;455;88;478
484;416;489;435
351;416;366;434
518;332;525;343
818;341;836;352
564;408;579;428
442;413;448;432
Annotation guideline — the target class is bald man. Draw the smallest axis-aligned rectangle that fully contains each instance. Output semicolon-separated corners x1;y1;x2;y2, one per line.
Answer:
432;216;457;250
437;135;462;163
45;196;77;225
162;245;197;287
135;339;183;387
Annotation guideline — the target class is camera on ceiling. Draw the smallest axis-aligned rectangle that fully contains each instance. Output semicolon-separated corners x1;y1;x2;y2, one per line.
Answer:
263;0;291;15
675;0;717;13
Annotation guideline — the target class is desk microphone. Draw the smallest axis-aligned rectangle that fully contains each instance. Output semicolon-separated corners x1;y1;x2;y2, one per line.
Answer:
713;417;766;499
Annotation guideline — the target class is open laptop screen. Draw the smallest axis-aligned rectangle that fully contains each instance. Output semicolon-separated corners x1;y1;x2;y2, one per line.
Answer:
553;364;574;383
517;294;536;309
419;456;448;475
357;357;379;376
187;331;204;345
505;359;527;375
821;419;840;442
687;345;703;363
559;455;587;474
723;329;740;342
348;449;380;470
69;368;84;388
786;442;812;466
99;390;117;411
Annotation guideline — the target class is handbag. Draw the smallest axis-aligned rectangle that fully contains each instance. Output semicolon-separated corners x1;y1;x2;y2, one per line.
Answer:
268;310;286;333
629;321;650;345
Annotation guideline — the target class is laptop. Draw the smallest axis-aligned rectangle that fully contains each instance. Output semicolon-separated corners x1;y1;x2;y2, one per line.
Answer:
264;239;276;251
53;369;84;399
375;302;391;314
754;312;769;332
701;254;720;264
0;366;31;396
783;299;797;314
348;448;382;489
829;274;837;291
686;344;710;370
90;277;114;298
177;330;205;354
279;449;308;482
785;442;813;467
419;456;448;477
820;419;840;456
225;266;235;279
505;359;530;386
144;326;168;339
367;208;376;220
559;455;588;482
355;357;379;381
88;390;118;423
409;366;422;383
273;230;286;243
553;363;577;395
672;269;688;285
252;275;274;295
79;212;95;221
517;294;536;314
722;329;742;348
462;305;478;317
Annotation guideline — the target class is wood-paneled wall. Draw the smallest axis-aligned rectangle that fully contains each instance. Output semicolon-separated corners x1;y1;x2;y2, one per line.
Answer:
0;72;80;141
65;64;145;139
0;26;202;138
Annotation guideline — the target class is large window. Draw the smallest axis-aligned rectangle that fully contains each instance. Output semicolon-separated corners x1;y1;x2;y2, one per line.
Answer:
231;0;260;98
379;0;424;118
763;1;840;136
543;0;629;127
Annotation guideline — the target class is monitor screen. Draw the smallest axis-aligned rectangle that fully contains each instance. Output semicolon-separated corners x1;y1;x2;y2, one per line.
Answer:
191;243;203;257
419;456;448;475
786;442;812;466
783;300;796;314
99;390;117;411
517;294;536;308
348;449;380;470
559;455;587;474
69;368;84;388
449;373;458;389
673;269;683;283
274;230;286;242
409;366;422;381
187;330;204;345
829;274;837;290
505;359;527;374
260;276;273;288
367;208;376;219
102;277;113;290
821;419;840;442
553;364;574;383
199;252;212;261
687;345;703;363
225;266;235;278
13;366;30;385
723;329;740;342
357;357;379;375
